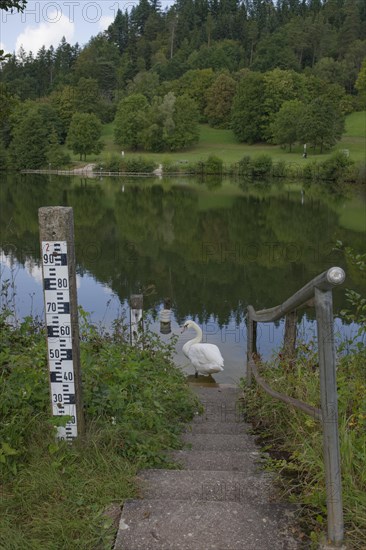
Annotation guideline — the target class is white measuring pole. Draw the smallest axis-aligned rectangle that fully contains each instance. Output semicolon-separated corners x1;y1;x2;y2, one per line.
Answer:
39;207;85;440
130;294;143;345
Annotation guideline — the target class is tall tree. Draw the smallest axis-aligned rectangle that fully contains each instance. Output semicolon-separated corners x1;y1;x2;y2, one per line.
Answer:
107;9;129;54
66;112;104;160
9;110;49;169
297;97;344;152
165;93;199;150
0;83;19;146
49;85;77;140
54;37;79;86
0;1;26;10
355;57;366;107
73;35;120;95
204;72;237;128
172;68;215;118
74;77;101;115
114;93;150;149
231;71;266;143
47;129;70;168
262;68;306;138
0;0;27;60
270;99;305;151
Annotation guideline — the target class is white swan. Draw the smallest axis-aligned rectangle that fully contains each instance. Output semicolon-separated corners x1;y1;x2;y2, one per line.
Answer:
181;320;224;377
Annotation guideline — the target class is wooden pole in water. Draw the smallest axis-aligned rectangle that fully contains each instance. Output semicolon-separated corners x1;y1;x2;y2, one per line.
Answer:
39;206;85;439
130;294;143;345
246;306;257;386
160;297;172;334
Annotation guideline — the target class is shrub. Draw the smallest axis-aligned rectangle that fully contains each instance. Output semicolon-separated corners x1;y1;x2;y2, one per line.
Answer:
237;155;253;177
162;160;177;174
318;151;354;182
97;156;157;173
205;155;223;175
302;160;319;181
272;160;286;177
105;155;122;172
121;156;157;173
251;154;272;177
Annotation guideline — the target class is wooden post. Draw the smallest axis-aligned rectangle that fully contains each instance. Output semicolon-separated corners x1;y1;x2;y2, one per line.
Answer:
315;287;344;546
130;294;143;345
284;310;297;361
160;297;172;335
39;207;85;439
246;306;257;386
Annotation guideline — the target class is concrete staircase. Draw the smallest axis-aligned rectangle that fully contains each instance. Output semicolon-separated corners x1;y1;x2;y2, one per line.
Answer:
114;385;300;550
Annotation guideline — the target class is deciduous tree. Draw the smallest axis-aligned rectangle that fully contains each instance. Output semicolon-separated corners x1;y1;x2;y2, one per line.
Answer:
297;97;344;152
66;113;104;160
205;72;237;128
270;99;305;151
47;129;70;168
114;93;150;150
9;110;49;169
355;57;366;107
165;93;199;151
231;71;266;143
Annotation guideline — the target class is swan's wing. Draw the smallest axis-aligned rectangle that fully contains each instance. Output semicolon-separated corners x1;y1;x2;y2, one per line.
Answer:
188;343;224;368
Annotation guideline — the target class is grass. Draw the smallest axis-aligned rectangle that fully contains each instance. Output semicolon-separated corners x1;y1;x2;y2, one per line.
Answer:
1;428;138;549
338;111;366;163
0;311;200;549
241;339;366;549
239;234;366;550
66;111;366;168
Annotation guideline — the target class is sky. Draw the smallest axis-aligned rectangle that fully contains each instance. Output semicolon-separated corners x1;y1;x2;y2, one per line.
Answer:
0;1;172;56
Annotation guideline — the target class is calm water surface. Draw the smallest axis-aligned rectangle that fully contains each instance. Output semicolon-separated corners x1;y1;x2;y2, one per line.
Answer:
1;174;365;383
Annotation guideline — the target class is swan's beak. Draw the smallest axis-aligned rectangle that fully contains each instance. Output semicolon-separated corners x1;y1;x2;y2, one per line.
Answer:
181;325;187;334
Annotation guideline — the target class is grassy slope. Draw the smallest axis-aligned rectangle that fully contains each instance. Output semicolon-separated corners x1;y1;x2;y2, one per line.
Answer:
67;111;366;166
338;111;366;163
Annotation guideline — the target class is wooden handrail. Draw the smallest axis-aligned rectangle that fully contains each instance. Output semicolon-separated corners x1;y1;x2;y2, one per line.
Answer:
246;266;345;547
248;356;322;421
250;267;345;322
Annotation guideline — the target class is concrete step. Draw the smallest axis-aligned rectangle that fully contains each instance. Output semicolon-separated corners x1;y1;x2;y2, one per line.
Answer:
114;499;299;550
188;421;251;435
191;385;241;398
137;469;278;504
192;402;245;423
168;450;265;473
190;386;245;424
181;433;257;452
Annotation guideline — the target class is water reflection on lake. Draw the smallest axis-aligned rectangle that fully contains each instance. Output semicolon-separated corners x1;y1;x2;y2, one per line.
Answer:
1;173;365;383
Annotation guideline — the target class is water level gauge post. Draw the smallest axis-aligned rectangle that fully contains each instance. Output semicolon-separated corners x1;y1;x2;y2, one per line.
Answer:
39;207;85;440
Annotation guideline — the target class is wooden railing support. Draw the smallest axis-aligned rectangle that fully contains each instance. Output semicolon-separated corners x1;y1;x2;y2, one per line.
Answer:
315;287;344;546
246;267;346;547
246;306;257;386
284;310;297;360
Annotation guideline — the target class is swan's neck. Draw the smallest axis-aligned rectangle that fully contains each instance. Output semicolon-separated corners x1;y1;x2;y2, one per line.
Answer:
187;322;202;346
183;322;204;357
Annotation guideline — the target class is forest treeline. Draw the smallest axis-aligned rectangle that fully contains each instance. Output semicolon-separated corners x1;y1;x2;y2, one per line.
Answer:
1;0;366;166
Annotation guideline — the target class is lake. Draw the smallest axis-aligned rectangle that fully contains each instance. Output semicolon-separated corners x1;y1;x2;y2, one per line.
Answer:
1;173;365;384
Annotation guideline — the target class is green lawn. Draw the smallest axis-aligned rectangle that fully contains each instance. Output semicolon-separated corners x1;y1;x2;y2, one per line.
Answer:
338;110;366;162
67;111;366;166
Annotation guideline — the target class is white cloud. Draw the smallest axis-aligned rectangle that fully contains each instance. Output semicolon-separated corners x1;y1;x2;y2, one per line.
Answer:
24;259;43;285
102;285;113;295
99;15;114;32
15;12;74;54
